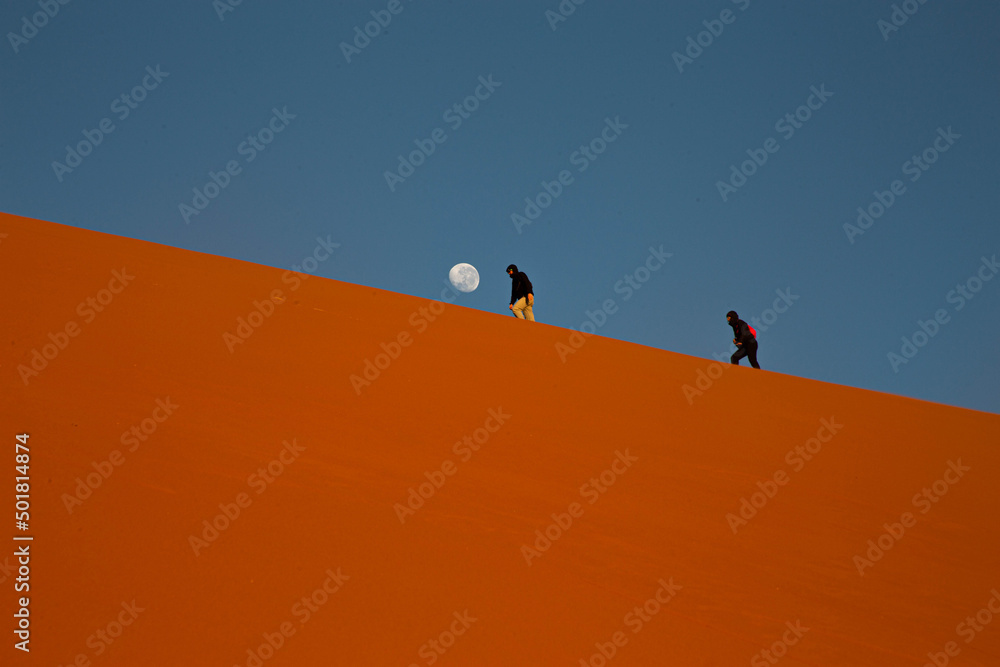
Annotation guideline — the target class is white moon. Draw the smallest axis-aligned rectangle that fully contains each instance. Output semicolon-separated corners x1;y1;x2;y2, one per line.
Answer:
448;263;480;293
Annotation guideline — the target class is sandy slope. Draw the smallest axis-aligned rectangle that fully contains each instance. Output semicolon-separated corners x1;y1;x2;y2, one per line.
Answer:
1;211;998;666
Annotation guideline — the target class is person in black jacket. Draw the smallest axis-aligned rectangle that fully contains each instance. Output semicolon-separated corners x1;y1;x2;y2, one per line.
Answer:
727;310;760;368
507;264;535;321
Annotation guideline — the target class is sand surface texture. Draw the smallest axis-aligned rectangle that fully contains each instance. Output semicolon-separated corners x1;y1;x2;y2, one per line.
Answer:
2;212;998;666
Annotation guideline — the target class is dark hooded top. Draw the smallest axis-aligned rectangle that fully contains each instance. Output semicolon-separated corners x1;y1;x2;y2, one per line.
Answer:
729;314;756;346
508;265;533;305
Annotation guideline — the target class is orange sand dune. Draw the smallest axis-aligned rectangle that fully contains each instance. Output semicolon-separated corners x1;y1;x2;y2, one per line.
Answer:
1;211;998;666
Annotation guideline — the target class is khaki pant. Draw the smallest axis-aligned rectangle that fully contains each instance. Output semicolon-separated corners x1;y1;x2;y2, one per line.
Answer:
512;297;535;321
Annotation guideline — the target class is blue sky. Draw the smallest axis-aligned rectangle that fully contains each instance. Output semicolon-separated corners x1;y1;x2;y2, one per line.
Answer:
2;0;998;413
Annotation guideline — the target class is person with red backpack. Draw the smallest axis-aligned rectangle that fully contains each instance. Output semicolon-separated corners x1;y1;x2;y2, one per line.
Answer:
726;310;760;368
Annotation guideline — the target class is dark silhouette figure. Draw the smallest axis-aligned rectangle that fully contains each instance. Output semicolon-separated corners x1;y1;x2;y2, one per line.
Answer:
727;310;760;368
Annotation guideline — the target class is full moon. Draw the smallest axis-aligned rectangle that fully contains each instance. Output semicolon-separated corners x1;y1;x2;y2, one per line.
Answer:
448;263;480;293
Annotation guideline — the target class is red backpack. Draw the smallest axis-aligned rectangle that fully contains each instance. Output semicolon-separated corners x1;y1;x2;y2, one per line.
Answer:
748;325;757;338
